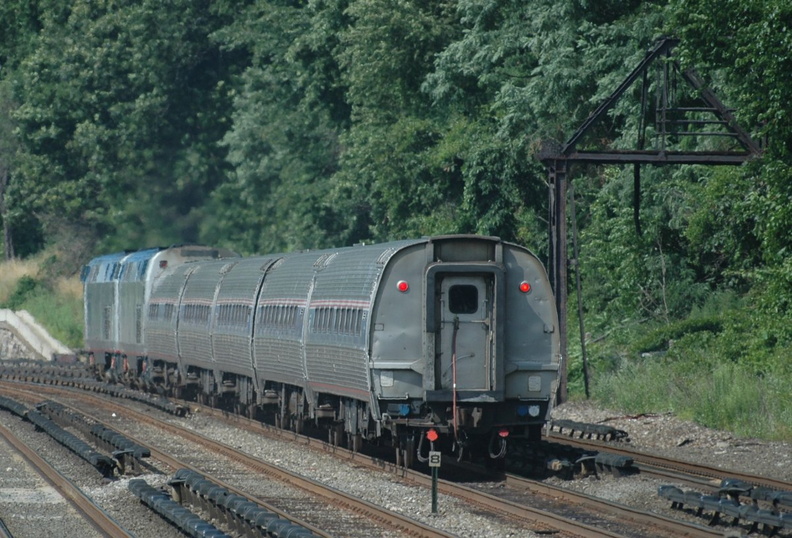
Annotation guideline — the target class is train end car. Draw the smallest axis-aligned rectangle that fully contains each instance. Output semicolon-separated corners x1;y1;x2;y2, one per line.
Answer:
366;235;561;463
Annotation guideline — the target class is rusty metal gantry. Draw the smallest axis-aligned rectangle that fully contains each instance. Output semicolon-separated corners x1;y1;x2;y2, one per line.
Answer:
539;37;762;402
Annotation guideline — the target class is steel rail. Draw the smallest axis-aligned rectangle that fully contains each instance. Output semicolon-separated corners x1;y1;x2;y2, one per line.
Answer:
0;382;454;538
190;404;644;537
547;431;792;492
503;472;724;538
3;377;726;537
0;420;131;537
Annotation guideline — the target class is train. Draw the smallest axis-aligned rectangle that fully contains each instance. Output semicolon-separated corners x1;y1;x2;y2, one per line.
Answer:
81;235;561;465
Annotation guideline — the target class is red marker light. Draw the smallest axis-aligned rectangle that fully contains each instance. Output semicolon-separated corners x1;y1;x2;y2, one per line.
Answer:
519;281;531;293
498;428;510;438
397;280;409;292
426;429;439;442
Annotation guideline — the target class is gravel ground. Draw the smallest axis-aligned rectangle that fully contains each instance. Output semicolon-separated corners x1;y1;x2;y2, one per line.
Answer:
2;386;790;537
551;400;792;482
0;419;99;537
0;409;181;538
0;328;31;360
2;316;791;538
549;400;792;537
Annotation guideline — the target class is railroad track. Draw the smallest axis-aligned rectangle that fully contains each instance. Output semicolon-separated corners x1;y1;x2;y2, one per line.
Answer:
1;378;630;536
0;419;131;536
546;429;792;536
2;369;791;537
547;429;791;491
0;382;452;537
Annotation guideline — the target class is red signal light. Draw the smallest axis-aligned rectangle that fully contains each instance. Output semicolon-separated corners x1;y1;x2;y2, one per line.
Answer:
519;281;531;293
426;429;439;442
397;280;409;292
498;428;509;438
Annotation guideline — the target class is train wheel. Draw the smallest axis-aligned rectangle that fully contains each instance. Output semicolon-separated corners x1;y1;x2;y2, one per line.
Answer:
328;424;345;447
528;424;543;443
404;437;415;468
349;433;363;453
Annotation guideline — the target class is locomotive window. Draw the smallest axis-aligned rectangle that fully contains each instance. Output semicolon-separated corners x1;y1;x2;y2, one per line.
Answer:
449;285;478;314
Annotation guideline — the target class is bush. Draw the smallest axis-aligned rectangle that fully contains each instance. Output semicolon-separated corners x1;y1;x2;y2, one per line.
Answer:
0;272;83;349
629;316;723;354
4;275;41;310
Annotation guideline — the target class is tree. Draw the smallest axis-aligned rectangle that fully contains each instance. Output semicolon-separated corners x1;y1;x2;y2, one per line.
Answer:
204;0;351;253
12;0;244;252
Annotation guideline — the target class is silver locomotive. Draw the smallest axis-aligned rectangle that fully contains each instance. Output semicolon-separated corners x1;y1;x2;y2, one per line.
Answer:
82;236;561;464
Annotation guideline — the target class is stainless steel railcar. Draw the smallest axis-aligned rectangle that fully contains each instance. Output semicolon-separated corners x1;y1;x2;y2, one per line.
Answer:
83;235;561;464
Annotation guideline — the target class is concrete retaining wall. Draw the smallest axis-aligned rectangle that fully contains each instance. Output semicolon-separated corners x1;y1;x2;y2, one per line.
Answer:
0;309;73;361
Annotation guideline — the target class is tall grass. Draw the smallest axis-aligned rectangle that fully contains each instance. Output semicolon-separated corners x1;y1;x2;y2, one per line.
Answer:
22;281;84;348
0;252;84;350
0;257;40;304
591;357;792;440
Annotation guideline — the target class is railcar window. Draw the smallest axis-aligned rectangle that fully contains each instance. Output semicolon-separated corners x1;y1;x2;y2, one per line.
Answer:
258;304;298;331
449;285;478;314
310;307;364;336
217;304;234;327
355;309;364;335
137;260;149;279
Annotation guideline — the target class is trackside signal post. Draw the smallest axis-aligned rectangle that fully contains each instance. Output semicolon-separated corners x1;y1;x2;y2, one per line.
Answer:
539;37;762;403
427;429;441;513
429;450;441;513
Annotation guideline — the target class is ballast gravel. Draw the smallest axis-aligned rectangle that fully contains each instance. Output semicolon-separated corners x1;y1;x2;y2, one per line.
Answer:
2;390;791;537
0;409;181;538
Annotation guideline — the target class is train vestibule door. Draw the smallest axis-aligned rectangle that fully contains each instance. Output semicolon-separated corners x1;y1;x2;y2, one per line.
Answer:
437;275;493;391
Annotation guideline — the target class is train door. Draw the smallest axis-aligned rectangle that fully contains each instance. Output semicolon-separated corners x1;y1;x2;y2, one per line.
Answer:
437;275;493;391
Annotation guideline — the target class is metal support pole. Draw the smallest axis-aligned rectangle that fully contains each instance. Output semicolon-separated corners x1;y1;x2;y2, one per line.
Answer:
431;467;438;514
569;180;590;398
548;159;568;404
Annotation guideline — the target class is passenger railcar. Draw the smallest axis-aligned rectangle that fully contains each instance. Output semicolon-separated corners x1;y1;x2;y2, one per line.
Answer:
82;235;561;464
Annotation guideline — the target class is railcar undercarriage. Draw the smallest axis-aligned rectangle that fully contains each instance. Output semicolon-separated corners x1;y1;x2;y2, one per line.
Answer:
93;354;547;468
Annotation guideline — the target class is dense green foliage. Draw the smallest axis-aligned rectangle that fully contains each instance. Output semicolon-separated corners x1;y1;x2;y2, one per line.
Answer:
1;0;791;438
